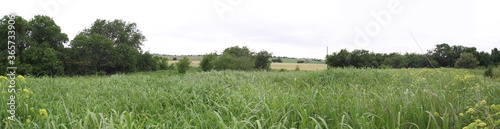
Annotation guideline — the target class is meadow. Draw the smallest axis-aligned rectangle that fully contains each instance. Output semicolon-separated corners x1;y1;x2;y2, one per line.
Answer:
1;68;500;128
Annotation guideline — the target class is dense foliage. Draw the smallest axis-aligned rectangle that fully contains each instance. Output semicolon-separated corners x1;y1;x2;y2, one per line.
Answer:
326;43;500;69
176;57;191;74
205;46;273;71
0;15;167;76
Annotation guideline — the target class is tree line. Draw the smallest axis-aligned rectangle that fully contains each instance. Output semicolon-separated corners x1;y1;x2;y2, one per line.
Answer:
326;43;500;69
0;15;167;76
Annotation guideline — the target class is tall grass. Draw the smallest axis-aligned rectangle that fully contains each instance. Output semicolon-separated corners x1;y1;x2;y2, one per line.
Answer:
1;68;499;128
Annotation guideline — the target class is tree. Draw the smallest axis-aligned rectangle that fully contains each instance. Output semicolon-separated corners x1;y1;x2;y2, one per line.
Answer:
455;53;479;69
326;49;350;68
83;19;145;50
491;48;500;65
67;34;118;75
348;49;371;68
75;19;149;74
21;46;64;76
254;51;272;70
383;52;409;68
29;15;68;51
176;57;191;74
431;43;454;67
405;53;426;68
200;53;217;71
0;15;33;75
137;52;159;71
475;51;491;67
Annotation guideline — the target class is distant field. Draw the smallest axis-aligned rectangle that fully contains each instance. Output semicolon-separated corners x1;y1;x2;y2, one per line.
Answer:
168;61;200;67
166;61;326;71
271;63;327;71
277;58;325;64
161;55;204;61
163;56;327;71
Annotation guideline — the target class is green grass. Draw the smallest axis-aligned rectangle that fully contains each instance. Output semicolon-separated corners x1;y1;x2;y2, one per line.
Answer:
1;68;500;128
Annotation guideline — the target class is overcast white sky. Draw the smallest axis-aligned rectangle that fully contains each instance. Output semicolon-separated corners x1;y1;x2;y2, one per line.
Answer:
2;0;499;59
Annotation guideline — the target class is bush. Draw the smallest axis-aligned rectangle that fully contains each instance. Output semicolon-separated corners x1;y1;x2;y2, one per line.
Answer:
455;53;479;69
297;60;305;63
272;58;283;63
295;65;300;71
212;46;255;71
213;54;254;70
200;53;217;71
254;51;272;70
176;57;191;74
157;57;169;70
485;66;493;77
173;57;177;61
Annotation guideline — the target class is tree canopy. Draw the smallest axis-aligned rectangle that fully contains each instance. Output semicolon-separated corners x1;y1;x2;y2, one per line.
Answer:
0;15;166;76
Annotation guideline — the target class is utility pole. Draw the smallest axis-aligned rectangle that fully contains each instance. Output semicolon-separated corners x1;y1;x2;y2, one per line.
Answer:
326;46;329;56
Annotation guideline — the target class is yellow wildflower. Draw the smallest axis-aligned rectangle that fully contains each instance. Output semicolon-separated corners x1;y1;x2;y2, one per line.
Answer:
466;108;476;114
433;112;440;117
17;75;25;81
479;100;487;106
478;122;487;127
39;109;48;117
491;104;500;111
459;113;464;117
0;76;7;81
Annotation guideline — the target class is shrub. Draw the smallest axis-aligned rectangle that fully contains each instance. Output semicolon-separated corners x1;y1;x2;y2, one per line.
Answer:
455;53;479;69
485;66;493;77
297;60;305;63
272;58;283;63
212;46;255;71
176;57;191;74
254;51;272;70
200;53;217;71
295;65;300;71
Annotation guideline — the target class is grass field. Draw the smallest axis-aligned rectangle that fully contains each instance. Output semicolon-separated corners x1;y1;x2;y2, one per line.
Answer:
1;68;500;128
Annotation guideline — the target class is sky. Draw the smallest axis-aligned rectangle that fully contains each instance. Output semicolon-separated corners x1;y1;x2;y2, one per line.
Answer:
2;0;499;59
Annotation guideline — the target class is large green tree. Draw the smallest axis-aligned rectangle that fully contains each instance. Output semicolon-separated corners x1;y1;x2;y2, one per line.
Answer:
0;15;32;75
431;43;454;67
254;50;272;70
77;19;148;73
326;49;350;68
0;15;68;76
67;34;118;75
